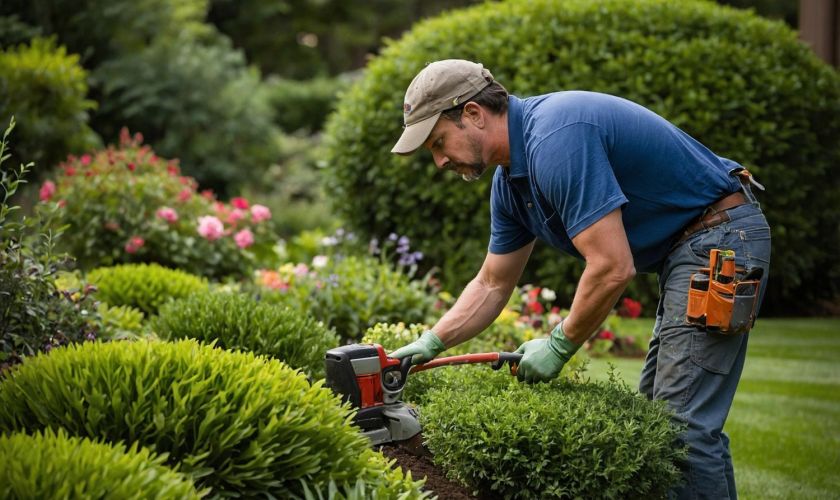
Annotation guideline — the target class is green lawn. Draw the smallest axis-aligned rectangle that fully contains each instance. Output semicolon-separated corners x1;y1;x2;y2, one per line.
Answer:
585;318;840;500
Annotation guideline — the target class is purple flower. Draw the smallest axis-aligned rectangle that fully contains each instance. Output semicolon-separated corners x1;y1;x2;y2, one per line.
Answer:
327;274;340;287
388;232;398;242
85;332;96;341
398;235;410;246
369;238;380;255
412;251;424;261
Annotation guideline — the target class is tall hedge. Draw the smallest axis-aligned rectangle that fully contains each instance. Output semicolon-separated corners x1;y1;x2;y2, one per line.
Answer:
324;0;840;313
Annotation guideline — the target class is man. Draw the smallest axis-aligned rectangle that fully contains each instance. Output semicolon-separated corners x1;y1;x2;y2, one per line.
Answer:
389;59;771;499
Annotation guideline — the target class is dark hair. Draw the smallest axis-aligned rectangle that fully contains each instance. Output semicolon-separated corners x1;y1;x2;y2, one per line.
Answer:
440;81;509;124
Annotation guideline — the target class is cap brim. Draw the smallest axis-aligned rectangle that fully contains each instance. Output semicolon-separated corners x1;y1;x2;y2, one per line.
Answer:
391;112;441;155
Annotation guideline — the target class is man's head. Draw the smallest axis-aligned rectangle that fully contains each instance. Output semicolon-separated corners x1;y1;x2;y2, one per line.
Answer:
391;60;509;180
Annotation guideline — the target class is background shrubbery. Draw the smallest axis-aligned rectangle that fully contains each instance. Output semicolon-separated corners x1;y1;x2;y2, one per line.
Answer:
324;0;840;314
154;291;338;378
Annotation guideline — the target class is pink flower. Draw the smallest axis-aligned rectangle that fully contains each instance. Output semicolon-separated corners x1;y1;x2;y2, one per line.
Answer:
80;154;92;166
124;236;145;254
227;208;246;225
250;204;272;223
234;228;254;249
197;216;224;241
177;189;192;202
64;166;76;177
39;180;56;201
231;197;250;210
156;207;178;223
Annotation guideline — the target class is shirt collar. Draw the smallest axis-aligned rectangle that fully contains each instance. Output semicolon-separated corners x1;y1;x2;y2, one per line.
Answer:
505;95;528;179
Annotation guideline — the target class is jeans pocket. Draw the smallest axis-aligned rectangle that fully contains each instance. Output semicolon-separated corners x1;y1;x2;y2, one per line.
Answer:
690;330;746;375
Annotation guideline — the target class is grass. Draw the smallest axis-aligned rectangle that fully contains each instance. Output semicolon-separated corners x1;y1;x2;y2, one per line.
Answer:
585;318;840;500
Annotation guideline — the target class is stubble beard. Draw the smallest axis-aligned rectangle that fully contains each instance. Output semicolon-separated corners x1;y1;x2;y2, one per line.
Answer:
452;136;488;182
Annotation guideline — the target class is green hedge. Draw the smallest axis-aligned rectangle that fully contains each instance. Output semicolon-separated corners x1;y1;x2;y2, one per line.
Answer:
87;264;209;317
0;429;202;499
324;0;840;313
154;291;338;379
267;75;351;133
421;372;683;498
0;37;98;172
0;339;426;498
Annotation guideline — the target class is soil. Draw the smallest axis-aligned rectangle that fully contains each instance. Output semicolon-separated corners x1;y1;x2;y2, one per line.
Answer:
378;444;477;499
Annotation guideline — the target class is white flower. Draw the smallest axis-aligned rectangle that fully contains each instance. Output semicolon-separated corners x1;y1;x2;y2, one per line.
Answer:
540;287;557;302
312;255;329;268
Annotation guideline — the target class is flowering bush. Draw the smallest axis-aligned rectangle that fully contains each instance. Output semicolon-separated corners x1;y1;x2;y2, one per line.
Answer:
39;130;280;279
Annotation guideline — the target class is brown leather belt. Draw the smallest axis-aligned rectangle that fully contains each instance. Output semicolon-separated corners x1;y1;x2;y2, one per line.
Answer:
677;191;748;244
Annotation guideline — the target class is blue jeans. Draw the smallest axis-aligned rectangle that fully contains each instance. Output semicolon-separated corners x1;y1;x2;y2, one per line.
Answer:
638;199;771;499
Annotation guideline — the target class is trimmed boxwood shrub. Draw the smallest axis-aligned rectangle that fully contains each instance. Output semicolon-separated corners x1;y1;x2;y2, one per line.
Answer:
0;339;426;498
87;263;209;317
421;372;684;499
153;291;338;379
324;0;840;313
0;429;202;499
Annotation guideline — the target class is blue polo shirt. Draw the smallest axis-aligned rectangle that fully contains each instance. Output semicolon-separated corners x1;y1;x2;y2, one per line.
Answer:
489;92;743;273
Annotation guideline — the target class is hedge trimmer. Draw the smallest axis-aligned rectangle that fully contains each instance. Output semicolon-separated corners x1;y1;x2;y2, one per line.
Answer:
324;344;521;447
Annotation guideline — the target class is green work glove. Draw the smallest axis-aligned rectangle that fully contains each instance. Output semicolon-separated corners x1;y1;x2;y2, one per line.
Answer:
515;322;581;383
389;330;446;364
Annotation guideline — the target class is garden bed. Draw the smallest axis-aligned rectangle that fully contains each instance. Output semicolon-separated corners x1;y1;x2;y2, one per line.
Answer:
379;444;476;499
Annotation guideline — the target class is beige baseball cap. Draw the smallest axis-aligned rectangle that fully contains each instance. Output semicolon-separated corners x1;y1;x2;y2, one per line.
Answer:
391;59;494;155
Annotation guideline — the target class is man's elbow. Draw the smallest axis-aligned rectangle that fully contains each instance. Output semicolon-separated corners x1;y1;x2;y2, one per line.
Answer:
593;257;635;288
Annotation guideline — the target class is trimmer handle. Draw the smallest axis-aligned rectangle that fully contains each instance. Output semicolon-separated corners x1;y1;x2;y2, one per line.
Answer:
408;352;523;375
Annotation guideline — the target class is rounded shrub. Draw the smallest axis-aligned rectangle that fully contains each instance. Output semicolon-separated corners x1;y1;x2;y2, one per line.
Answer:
0;429;202;499
87;263;209;317
258;255;435;341
324;0;840;313
421;375;684;499
0;339;426;498
153;291;338;379
0;37;99;171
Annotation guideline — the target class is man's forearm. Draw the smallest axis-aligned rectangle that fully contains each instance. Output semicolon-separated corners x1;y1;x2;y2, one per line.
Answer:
563;263;634;344
431;276;512;348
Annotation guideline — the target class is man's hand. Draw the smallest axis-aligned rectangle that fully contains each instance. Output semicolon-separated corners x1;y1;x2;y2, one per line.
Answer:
389;330;446;364
515;322;581;383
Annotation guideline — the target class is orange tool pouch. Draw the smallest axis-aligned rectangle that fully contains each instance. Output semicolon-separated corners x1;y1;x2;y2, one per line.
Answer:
686;249;762;334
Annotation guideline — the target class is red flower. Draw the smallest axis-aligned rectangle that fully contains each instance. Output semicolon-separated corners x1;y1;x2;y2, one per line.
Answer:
527;301;544;315
127;162;136;172
598;330;616;341
231;197;250;210
64;166;76;177
527;287;541;300
177;189;192;202
618;297;642;318
80;154;92;166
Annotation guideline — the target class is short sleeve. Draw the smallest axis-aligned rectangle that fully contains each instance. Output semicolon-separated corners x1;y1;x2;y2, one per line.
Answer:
488;178;535;254
531;122;628;239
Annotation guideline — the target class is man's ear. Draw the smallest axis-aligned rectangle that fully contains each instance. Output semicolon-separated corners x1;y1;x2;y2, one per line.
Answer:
463;102;484;128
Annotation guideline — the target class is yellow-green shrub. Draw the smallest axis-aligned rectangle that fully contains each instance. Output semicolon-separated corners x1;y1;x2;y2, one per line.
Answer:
0;429;203;499
154;291;338;379
87;263;208;316
0;339;425;498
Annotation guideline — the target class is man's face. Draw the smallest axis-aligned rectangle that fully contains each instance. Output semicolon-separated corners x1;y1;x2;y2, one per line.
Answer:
423;116;488;182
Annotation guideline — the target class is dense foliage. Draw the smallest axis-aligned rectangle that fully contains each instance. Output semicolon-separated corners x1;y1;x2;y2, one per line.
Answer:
421;371;684;499
0;123;101;369
267;75;351;133
0;339;426;498
0;37;98;172
40;133;280;278
256;254;436;341
154;291;338;379
0;430;203;499
93;34;281;193
324;0;840;313
86;264;209;317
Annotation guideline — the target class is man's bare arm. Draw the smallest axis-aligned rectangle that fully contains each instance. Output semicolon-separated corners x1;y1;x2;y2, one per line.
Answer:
562;208;636;344
432;240;535;348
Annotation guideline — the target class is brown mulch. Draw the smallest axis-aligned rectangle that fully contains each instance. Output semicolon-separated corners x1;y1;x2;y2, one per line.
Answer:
378;444;477;499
